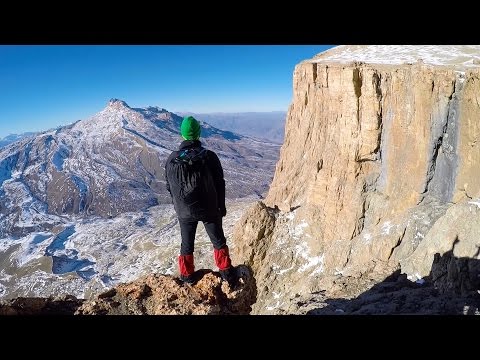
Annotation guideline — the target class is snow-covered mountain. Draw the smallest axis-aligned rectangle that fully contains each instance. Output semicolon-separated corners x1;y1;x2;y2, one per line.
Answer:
0;99;280;299
0;99;280;238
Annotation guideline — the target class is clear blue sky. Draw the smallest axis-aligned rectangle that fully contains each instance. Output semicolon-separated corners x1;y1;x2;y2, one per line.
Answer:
0;45;334;138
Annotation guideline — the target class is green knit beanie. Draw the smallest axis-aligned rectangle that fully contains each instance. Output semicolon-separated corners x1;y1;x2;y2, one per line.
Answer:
180;116;201;140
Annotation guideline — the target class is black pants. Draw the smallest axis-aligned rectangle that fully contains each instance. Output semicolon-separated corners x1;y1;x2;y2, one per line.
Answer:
178;217;227;255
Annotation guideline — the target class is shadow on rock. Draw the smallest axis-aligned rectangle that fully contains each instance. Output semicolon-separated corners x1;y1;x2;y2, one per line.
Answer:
0;295;83;315
307;249;480;315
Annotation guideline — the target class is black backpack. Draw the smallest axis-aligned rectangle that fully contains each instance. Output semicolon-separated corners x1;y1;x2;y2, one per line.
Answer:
170;147;215;207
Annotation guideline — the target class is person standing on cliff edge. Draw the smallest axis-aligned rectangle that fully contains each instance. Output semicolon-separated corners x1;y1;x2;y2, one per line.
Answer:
165;116;237;287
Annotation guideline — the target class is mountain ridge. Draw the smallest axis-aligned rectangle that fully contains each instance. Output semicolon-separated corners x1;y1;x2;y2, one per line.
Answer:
0;99;280;237
0;98;279;300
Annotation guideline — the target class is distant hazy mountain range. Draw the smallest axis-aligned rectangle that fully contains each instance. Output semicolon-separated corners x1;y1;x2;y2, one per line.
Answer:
0;132;37;148
179;111;286;144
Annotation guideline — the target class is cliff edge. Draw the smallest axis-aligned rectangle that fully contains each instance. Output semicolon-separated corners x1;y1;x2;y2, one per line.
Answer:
232;45;480;314
0;266;256;315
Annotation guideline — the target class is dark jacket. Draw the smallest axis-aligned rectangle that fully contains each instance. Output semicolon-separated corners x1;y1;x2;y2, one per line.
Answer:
165;140;226;220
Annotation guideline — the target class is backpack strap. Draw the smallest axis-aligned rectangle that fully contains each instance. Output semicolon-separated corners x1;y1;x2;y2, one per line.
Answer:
174;147;207;165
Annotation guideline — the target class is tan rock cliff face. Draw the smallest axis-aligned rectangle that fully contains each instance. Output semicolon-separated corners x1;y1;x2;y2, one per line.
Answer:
232;46;480;313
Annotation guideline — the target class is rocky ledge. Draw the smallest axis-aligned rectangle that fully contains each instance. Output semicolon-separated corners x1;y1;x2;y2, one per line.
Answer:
0;265;256;315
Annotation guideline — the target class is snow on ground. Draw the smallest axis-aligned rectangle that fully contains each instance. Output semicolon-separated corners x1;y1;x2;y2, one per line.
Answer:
381;221;395;235
278;264;295;275
312;45;480;70
52;144;69;171
0;154;18;186
285;211;295;221
468;200;480;209
1;179;58;230
0;198;253;299
300;253;324;275
334;268;345;276
0;205;179;298
0;237;23;252
283;208;309;241
362;232;372;245
292;220;309;239
265;291;284;311
407;273;424;282
15;232;53;267
414;232;425;240
273;210;324;277
295;241;324;274
266;300;281;311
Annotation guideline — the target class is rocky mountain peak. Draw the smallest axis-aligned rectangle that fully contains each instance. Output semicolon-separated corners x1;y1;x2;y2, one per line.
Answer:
107;98;130;110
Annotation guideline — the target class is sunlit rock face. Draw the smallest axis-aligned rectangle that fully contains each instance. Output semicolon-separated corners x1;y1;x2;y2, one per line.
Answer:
232;46;480;314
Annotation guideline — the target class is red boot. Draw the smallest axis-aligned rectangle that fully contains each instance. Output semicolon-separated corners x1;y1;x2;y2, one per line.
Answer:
214;246;238;288
214;246;232;271
178;254;195;284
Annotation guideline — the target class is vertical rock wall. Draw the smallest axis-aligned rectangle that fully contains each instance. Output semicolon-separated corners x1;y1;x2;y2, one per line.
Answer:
232;46;480;313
